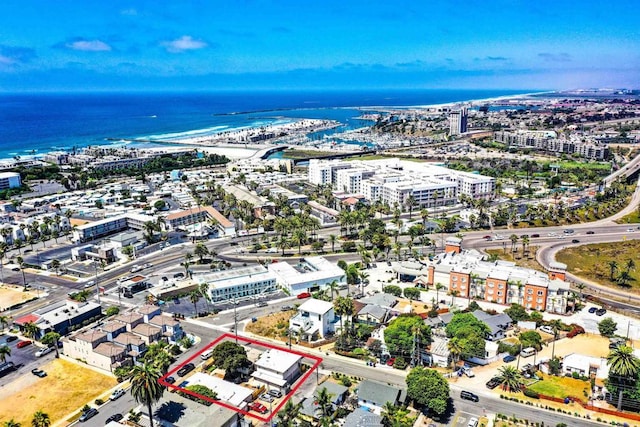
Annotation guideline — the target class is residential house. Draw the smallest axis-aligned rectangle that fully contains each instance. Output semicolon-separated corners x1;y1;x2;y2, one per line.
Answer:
471;310;513;341
289;299;337;340
355;304;390;326
343;410;383;427
357;379;407;415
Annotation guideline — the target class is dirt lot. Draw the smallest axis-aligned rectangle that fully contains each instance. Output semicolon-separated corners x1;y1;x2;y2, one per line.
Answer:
0;358;117;425
245;310;295;339
0;285;39;311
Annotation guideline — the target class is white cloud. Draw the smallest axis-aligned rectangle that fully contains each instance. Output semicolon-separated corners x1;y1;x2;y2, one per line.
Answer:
162;36;207;53
67;40;112;52
121;8;137;16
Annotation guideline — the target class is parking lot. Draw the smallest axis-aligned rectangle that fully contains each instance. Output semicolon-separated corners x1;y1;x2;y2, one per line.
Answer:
452;411;481;427
0;334;55;384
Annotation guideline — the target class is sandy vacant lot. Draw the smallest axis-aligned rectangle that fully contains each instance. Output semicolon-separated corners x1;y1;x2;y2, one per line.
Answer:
0;285;38;311
0;358;117;426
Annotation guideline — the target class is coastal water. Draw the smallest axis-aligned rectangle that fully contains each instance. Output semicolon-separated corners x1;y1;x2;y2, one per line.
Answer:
0;89;532;161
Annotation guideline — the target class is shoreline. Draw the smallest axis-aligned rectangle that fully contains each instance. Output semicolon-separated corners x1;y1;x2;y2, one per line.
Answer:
0;90;561;163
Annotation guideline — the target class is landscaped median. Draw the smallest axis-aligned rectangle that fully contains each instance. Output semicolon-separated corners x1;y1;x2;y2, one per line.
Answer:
0;358;117;426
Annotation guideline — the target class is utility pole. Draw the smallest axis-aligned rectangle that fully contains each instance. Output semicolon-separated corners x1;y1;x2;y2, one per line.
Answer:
93;261;101;304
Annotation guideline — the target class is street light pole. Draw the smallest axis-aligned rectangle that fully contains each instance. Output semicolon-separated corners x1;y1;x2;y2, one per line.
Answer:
93;261;101;304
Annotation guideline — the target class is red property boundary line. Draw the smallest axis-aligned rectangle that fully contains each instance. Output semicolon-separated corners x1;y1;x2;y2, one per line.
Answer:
158;333;323;423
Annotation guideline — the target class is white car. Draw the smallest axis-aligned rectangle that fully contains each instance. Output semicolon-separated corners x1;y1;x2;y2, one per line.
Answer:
109;389;126;401
35;346;54;357
540;325;555;335
468;417;479;427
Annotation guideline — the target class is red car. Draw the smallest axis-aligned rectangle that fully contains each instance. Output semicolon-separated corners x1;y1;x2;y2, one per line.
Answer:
297;292;311;299
386;357;396;366
249;402;268;414
17;340;32;348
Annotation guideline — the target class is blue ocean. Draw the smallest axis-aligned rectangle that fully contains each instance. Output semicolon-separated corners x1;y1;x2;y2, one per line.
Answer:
0;89;533;160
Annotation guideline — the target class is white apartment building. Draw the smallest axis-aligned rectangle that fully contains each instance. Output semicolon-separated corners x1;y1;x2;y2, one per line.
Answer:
252;348;302;391
0;172;21;190
268;256;345;296
309;158;495;207
195;265;277;303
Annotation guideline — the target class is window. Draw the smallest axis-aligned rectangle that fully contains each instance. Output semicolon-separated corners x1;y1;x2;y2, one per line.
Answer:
527;289;533;294
537;291;544;296
497;291;502;296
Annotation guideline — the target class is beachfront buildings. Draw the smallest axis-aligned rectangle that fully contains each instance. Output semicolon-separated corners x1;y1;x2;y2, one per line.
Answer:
289;298;337;340
194;265;277;303
308;158;495;208
394;249;572;313
0;172;21;190
449;108;468;136
268;256;345;296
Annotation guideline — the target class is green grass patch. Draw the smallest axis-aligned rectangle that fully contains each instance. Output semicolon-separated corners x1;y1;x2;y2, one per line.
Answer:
527;374;589;399
556;240;640;291
281;149;336;159
615;211;640;224
543;161;611;170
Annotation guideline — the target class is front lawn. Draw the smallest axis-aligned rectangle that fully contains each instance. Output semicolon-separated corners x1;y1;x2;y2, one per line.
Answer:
527;373;590;400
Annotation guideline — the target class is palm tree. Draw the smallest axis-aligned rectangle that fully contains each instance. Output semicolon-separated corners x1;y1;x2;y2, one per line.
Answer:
327;280;339;301
496;365;524;392
625;258;636;273
276;399;302;427
3;419;21;427
315;386;334;418
193;243;209;264
575;283;586;301
189;291;200;317
548;319;563;360
447;337;463;370
608;260;619;280
435;283;445;303
50;259;61;275
607;345;640;378
41;332;61;358
31;410;50;427
0;314;9;331
292;229;306;255
199;283;210;311
329;234;338;253
0;344;11;363
333;296;354;334
129;364;165;427
23;321;40;340
509;234;519;253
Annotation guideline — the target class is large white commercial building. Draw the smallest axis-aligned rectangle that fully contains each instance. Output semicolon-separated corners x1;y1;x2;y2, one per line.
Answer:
308;158;495;207
195;265;277;303
268;256;345;296
0;172;21;190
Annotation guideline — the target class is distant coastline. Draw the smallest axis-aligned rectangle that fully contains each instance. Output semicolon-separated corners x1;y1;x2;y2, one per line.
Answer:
0;89;540;162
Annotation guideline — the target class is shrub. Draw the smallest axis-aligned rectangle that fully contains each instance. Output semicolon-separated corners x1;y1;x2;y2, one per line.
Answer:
95;398;104;405
340;376;352;387
393;357;408;370
523;389;540;399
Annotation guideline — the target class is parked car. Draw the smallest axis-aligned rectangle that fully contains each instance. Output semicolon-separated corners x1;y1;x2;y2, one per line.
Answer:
502;355;516;363
260;393;274;402
84;280;95;289
5;335;17;343
35;346;54;357
539;325;555;335
17;340;32;348
165;376;176;384
530;233;540;238
296;292;311;299
460;390;479;402
586;230;595;234
256;301;268;307
144;263;153;269
386;357;396;366
588;307;598;313
109;389;126;400
249;402;268;414
281;305;293;311
485;377;501;389
468;417;479;427
173;272;185;279
177;363;195;377
106;413;124;423
596;308;607;316
78;408;98;422
31;368;47;377
268;389;283;398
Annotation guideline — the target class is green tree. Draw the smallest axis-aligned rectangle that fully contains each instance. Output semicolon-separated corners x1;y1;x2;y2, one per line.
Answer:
23;321;40;340
444;312;489;359
0;315;9;331
30;410;50;427
333;296;355;334
496;365;524;392
3;419;21;427
315;386;334;419
41;332;61;358
606;345;640;410
193;243;209;264
129;364;165;427
403;287;421;301
405;367;449;416
518;331;543;351
182;384;218;405
382;285;402;297
276;398;302;427
384;315;431;360
105;306;120;316
0;344;11;363
504;303;530;322
210;341;249;379
598;317;618;338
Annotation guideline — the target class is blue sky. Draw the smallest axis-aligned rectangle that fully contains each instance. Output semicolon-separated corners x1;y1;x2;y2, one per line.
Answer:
1;0;639;92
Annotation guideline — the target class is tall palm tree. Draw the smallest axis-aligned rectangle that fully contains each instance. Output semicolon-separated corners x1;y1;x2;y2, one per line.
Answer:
496;365;524;392
31;410;50;427
0;314;10;331
607;345;640;410
327;280;339;301
328;234;338;253
447;337;463;370
41;332;61;358
189;291;200;317
276;399;302;427
548;319;564;360
435;283;445;302
129;364;164;427
3;419;21;427
0;344;11;363
608;260;619;280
